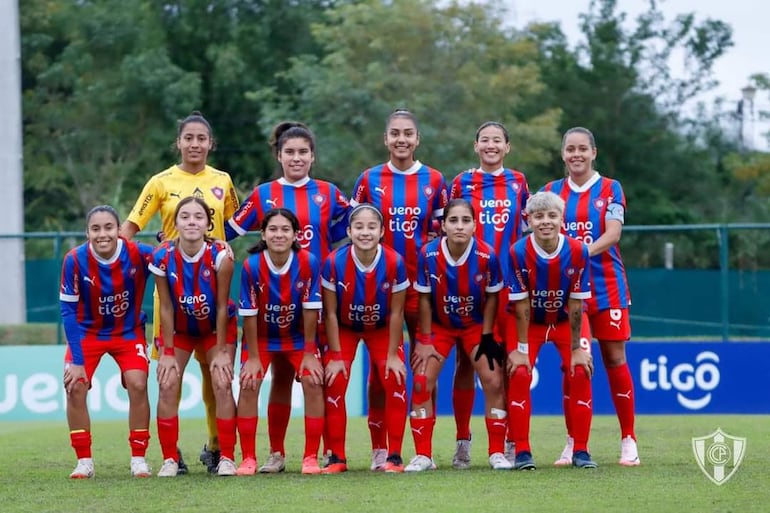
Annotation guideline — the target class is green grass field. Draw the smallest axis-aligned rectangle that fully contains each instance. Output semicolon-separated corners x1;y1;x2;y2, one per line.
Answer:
1;415;766;513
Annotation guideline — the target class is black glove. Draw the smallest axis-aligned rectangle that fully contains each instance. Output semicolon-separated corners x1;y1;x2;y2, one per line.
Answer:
474;333;504;371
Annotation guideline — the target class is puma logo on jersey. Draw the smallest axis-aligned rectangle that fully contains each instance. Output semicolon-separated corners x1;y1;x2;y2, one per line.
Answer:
337;281;350;292
266;198;279;208
576;399;592;409
257;283;265;294
392;390;407;403
170;272;178;281
615;390;632;400
83;276;96;286
429;273;442;284
326;395;342;408
170;192;181;198
374;186;387;195
609;320;622;330
464;184;477;191
509;400;526;410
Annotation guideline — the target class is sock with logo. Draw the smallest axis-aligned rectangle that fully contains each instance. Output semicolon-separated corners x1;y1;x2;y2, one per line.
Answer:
607;363;636;440
506;366;532;453
128;429;150;457
381;363;408;456
568;366;593;452
156;416;179;461
70;430;92;459
323;369;350;460
485;409;507;455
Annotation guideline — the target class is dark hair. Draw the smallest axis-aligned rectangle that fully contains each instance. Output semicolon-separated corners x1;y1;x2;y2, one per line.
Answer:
385;108;419;134
269;121;316;157
173;196;214;244
561;126;596;151
348;203;383;226
175;110;216;152
475;121;509;142
86;205;120;226
247;208;302;254
443;198;475;219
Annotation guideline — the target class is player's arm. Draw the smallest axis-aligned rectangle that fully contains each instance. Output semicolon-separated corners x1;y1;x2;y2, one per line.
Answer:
507;297;532;376
568;298;593;377
154;274;179;384
238;263;263;389
386;288;407;386
121;178;161;239
209;252;234;385
587;218;622;256
301;306;323;385
322;286;346;386
475;290;502;371
411;291;442;374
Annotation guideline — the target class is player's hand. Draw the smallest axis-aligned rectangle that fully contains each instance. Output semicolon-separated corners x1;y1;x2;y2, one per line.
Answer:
239;358;264;391
209;350;234;386
411;338;443;375
156;354;180;385
474;333;504;371
385;353;407;386
300;352;324;386
570;348;594;379
63;364;88;395
506;349;531;377
324;358;347;387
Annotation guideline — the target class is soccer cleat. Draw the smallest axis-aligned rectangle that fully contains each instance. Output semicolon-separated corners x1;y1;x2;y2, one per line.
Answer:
130;457;151;478
404;454;437;472
321;453;348;474
572;450;598;469
513;451;536;471
157;458;179;477
383;453;404;473
370;448;388;471
452;439;472;470
199;444;221;474
176;448;188;475
488;452;513;470
553;435;574;467
69;458;94;479
259;451;286;473
301;455;322;475
216;457;237;476
504;440;516;466
236;457;257;476
619;436;641;466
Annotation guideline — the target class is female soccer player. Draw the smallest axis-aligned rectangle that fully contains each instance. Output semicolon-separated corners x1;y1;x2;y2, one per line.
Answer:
61;205;154;479
405;198;511;472
121;111;239;473
350;109;448;470
235;208;325;476
152;197;238;477
226;121;349;473
543;127;639;466
321;204;410;474
506;191;596;470
448;121;530;468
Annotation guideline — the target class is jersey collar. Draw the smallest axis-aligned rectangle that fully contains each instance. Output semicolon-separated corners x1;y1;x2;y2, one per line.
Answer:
440;236;474;266
351;244;382;273
265;250;295;275
277;176;311;188
89;238;123;265
567;171;601;192
387;160;422;174
529;233;565;259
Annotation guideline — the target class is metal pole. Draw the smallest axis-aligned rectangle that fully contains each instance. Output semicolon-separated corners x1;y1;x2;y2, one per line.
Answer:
718;225;729;342
0;0;26;324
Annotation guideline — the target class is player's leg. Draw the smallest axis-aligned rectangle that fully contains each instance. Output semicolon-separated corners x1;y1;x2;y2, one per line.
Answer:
156;344;192;477
114;335;152;478
64;345;97;479
506;331;543;471
297;350;325;475
366;356;388;470
451;345;475;470
197;353;221;473
259;355;294;472
321;331;358;474
370;339;407;473
204;338;238;476
235;347;266;476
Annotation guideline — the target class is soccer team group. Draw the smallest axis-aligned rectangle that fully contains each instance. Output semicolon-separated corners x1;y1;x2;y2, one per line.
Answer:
60;109;640;479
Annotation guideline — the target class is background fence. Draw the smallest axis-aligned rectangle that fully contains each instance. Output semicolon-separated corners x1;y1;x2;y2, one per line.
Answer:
6;223;770;342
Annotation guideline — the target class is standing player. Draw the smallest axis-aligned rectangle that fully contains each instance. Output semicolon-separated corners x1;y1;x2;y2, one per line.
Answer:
406;199;511;472
61;205;154;479
350;109;448;470
152;197;238;477
226;121;349;473
543;127;639;466
321;204;410;474
121;111;239;473
506;191;596;470
448;121;530;468
235;208;325;475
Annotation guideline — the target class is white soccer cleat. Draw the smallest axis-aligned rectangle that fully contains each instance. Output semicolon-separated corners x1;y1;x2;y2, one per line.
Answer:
553;435;574;466
69;458;94;479
258;451;286;473
216;457;237;476
619;436;641;466
130;457;151;478
488;452;513;470
404;454;437;472
370;448;387;471
452;439;472;470
157;458;179;477
504;440;516;465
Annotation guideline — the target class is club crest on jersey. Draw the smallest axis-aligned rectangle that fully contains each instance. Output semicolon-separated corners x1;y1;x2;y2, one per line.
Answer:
129;267;137;277
593;198;605;210
192;187;205;199
295;280;305;290
381;281;391;292
313;194;325;206
567;268;575;276
474;273;484;283
202;268;212;280
211;187;224;200
423;185;434;198
510;182;521;192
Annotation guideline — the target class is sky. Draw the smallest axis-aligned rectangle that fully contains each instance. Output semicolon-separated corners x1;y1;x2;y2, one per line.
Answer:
505;0;768;149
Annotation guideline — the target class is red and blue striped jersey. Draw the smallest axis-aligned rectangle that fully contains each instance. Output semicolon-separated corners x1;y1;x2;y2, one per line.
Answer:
414;237;503;329
239;249;322;352
351;161;448;281
542;174;631;310
321;244;410;332
508;234;591;325
59;238;153;340
149;240;232;337
226;177;349;261
450;167;530;273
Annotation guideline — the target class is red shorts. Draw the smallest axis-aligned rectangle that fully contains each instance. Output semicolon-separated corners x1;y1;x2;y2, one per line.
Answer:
240;348;317;378
432;323;483;359
162;315;238;354
587;308;631;342
64;329;149;382
526;313;592;359
326;325;405;364
495;300;517;349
